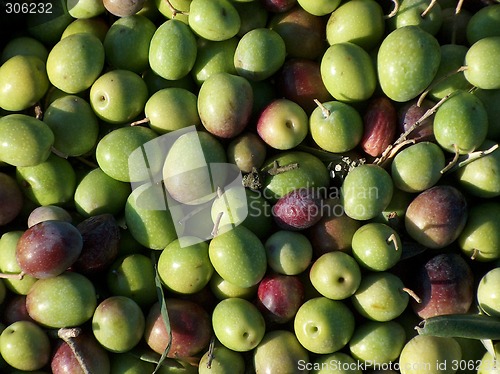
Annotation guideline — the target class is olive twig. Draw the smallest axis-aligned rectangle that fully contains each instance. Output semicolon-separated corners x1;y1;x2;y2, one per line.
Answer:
375;93;453;166
401;93;451;142
416;65;469;107
377;139;416;168
384;0;399;19
442;143;499;174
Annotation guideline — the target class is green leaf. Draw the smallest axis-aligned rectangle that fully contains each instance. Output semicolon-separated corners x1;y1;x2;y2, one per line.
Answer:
151;252;173;374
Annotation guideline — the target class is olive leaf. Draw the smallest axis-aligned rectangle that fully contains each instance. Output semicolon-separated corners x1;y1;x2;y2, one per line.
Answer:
151;253;174;374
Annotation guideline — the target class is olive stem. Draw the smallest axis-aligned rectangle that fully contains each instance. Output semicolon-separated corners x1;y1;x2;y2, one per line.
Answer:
314;99;330;118
51;146;69;159
75;157;99;169
211;187;226;237
211;212;223;237
416;66;468;107
216;186;224;199
130;117;150;126
384;0;399;18
387;234;400;250
57;327;92;374
206;335;216;369
267;160;299;176
164;0;189;17
470;248;479;261
0;271;25;280
440;144;460;174
420;0;437;17
402;287;422;304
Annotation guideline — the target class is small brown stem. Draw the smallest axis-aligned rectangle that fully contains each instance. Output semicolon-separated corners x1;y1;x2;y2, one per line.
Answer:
51;146;69;159
402;287;422;304
164;0;188;17
0;271;25;280
267;160;299;176
314;99;330;118
57;328;92;374
440;144;460;174
387;234;400;251
455;0;464;14
75;157;98;169
384;0;399;18
470;248;479;261
130;117;150;126
421;0;437;17
207;335;216;369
